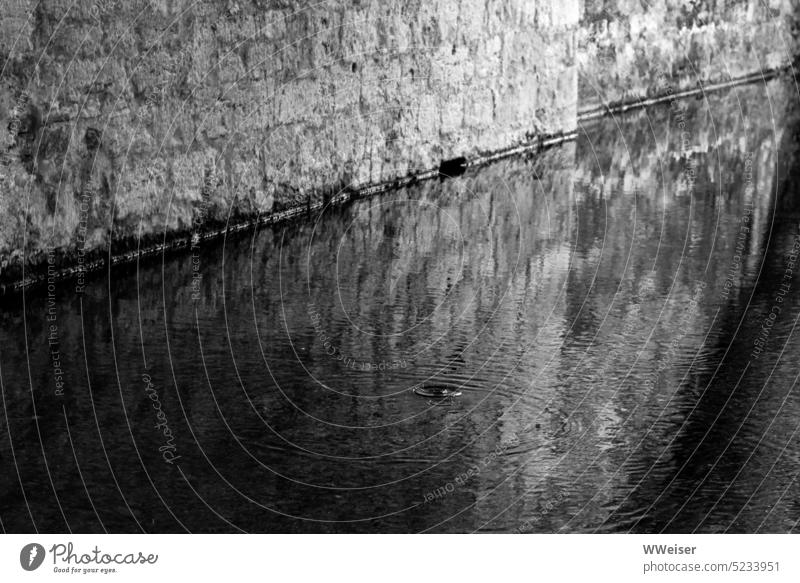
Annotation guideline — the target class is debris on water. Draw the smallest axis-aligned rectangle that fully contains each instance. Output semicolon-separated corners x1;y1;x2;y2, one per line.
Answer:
413;384;462;398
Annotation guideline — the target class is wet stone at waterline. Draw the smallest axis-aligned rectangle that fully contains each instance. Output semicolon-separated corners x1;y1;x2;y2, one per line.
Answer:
1;78;799;534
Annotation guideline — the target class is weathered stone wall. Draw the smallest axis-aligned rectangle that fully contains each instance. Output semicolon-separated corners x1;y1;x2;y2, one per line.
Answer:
0;0;578;280
578;0;798;112
1;0;799;284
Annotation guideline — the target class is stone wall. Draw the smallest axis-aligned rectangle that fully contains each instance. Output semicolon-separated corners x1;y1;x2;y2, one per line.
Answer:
0;0;578;281
578;0;798;112
0;0;799;284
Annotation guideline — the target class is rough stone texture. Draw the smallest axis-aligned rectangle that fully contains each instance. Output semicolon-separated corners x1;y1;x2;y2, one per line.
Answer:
578;0;799;111
1;0;799;283
0;0;578;279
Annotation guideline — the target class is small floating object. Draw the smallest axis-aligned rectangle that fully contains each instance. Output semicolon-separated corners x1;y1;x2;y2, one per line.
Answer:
413;384;462;398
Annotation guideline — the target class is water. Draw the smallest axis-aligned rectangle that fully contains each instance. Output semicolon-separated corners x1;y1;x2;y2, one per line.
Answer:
2;78;800;533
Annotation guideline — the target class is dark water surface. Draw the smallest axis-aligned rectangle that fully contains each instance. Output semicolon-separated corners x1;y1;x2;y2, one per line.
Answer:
2;78;800;533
